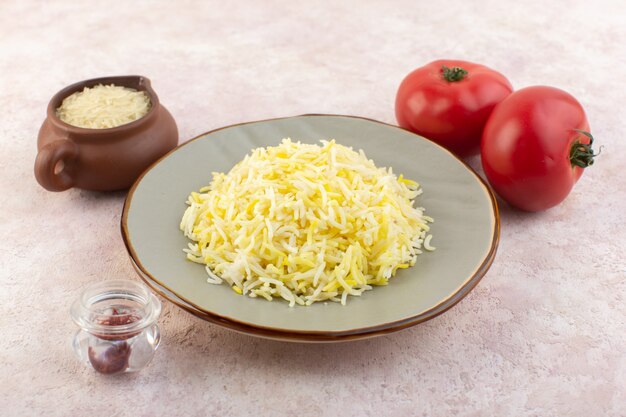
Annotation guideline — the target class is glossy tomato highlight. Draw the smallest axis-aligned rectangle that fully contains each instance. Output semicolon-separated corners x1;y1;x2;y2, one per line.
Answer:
395;60;513;157
481;86;597;212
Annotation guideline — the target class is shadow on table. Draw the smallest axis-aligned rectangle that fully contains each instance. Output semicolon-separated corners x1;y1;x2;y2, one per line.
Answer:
167;316;446;378
76;189;128;201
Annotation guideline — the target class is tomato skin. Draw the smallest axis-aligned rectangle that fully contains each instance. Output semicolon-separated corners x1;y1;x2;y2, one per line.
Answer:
395;60;513;157
481;86;591;212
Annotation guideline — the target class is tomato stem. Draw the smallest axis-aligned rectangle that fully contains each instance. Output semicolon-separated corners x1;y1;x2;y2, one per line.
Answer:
441;65;468;82
570;130;599;168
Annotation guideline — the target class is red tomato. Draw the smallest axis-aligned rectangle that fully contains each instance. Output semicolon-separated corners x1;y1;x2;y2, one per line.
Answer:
481;86;597;212
395;60;513;157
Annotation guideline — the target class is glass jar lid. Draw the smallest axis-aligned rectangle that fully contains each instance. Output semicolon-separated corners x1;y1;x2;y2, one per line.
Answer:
70;280;161;339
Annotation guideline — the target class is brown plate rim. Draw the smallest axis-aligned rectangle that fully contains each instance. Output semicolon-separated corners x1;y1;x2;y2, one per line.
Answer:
120;114;500;342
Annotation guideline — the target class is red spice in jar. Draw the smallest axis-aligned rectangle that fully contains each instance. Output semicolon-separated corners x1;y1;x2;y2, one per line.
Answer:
88;341;132;374
88;308;141;374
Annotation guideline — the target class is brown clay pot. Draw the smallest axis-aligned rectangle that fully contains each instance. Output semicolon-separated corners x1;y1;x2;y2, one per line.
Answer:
35;75;178;192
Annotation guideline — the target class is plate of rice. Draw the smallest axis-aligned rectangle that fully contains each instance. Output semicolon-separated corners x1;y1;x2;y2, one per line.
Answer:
121;114;499;342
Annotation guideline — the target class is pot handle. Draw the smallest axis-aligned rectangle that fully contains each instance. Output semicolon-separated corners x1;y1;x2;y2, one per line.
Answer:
34;139;79;191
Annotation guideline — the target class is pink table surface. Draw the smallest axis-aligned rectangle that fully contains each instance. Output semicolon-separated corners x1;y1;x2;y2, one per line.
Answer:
1;1;625;416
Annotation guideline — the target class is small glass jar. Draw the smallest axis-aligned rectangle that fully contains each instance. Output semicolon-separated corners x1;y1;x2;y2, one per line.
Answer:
71;280;161;374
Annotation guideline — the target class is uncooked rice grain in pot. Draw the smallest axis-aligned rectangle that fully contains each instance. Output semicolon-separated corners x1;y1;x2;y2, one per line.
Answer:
56;84;151;129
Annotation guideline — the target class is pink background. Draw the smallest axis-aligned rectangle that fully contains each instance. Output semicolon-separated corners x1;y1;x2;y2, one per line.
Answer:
1;1;624;416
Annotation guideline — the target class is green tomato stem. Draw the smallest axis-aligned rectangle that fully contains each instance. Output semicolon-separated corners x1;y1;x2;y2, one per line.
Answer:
441;65;468;82
570;130;599;168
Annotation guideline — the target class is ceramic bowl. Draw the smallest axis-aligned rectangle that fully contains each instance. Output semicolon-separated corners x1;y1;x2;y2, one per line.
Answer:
122;115;499;342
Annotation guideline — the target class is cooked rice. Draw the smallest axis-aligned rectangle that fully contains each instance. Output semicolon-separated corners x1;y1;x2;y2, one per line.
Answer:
180;139;434;307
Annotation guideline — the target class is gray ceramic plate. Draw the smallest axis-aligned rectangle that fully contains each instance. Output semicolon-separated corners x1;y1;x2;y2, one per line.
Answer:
122;115;499;342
